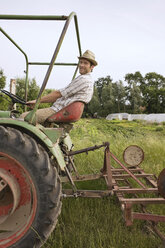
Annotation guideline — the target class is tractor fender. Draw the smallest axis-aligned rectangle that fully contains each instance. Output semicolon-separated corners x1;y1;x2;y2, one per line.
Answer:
0;118;66;170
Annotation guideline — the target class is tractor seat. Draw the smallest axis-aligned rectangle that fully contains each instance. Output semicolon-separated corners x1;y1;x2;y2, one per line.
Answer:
46;101;84;124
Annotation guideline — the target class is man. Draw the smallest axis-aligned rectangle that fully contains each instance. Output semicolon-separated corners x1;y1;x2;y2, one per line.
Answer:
23;50;97;124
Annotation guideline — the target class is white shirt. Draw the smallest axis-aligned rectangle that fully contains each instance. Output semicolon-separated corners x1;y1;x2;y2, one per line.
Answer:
51;73;94;112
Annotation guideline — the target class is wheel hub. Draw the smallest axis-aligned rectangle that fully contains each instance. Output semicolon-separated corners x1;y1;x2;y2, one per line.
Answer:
0;168;21;224
158;168;165;198
0;154;37;248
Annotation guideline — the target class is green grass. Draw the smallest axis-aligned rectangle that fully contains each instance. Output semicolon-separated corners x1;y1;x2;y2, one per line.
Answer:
43;119;165;248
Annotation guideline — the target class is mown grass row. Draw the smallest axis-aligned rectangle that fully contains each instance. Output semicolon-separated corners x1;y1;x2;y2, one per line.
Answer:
43;119;165;248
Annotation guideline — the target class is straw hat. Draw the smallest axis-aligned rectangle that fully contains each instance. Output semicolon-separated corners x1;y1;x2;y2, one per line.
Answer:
78;50;98;66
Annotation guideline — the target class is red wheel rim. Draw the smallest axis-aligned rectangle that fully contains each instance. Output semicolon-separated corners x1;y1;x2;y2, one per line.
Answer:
0;152;37;248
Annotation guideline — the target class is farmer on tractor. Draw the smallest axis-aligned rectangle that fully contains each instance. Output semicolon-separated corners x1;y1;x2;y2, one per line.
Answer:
21;50;98;124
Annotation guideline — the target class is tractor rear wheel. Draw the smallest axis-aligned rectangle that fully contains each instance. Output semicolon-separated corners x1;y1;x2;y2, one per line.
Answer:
0;126;62;248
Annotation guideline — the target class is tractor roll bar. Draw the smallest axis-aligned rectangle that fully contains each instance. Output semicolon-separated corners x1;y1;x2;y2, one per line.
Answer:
0;12;82;124
0;26;29;104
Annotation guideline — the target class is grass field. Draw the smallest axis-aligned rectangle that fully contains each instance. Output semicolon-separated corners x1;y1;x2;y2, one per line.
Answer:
43;119;165;248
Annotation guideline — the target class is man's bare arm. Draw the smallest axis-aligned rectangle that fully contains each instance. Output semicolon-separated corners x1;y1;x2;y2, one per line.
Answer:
26;90;62;106
40;90;62;103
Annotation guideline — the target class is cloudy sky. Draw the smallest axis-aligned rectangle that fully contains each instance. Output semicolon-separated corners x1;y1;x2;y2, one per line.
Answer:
0;0;165;90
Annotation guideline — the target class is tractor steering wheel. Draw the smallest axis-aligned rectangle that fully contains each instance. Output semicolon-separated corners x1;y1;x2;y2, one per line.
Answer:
1;89;27;105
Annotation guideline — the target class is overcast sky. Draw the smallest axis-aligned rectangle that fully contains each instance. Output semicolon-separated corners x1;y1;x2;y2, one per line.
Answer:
0;0;165;90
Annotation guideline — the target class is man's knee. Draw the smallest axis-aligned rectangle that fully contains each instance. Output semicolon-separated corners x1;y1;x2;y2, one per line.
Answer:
20;111;29;119
20;108;56;124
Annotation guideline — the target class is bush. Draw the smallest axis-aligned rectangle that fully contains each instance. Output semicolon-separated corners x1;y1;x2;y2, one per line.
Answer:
155;127;163;132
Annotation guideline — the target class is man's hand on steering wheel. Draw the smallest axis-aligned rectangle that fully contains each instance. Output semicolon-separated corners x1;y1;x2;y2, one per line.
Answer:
1;90;37;109
26;100;36;109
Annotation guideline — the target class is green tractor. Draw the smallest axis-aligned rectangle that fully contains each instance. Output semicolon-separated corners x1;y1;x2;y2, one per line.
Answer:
0;13;165;248
0;12;83;248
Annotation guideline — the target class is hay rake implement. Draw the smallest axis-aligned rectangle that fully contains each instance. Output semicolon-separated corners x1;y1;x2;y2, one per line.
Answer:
61;142;165;242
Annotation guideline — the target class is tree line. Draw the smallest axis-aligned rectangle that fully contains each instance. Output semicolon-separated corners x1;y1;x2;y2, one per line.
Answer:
0;68;165;116
85;71;165;117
